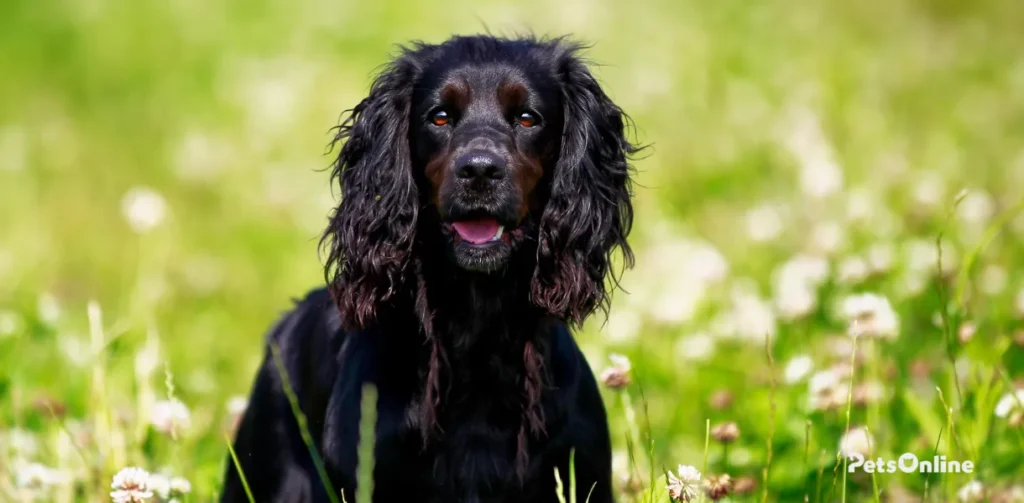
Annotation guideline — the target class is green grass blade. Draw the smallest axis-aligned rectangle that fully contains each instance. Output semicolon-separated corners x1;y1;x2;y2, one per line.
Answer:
802;419;811;502
356;383;378;503
954;197;1024;307
922;423;945;501
762;332;776;503
224;433;256;503
863;426;880;503
839;333;858;503
554;465;568;503
270;343;342;503
585;482;597;503
569;448;577;503
702;418;710;479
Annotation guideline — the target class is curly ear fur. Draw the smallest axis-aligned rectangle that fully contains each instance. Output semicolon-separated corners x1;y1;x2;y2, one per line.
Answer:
323;54;423;331
531;43;638;326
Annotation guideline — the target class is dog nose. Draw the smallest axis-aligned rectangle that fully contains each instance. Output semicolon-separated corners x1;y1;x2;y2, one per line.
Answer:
455;152;506;181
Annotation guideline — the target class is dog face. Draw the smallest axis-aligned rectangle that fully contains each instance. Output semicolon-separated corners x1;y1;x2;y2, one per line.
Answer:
324;36;638;329
411;59;563;272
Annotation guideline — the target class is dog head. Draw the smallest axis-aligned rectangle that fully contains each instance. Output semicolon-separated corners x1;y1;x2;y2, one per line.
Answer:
324;35;638;329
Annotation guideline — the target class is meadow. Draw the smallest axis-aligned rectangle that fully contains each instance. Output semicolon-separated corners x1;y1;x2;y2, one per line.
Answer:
1;0;1023;501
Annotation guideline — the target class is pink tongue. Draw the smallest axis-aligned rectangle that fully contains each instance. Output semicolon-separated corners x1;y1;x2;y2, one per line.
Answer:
452;218;500;244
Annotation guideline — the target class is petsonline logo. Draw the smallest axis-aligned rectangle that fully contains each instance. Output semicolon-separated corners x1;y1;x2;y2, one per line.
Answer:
847;453;975;474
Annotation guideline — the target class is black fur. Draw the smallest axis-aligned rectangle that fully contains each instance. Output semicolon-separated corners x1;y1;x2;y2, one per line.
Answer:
222;35;637;503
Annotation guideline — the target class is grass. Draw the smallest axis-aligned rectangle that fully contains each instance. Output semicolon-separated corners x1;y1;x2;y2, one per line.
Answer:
2;0;1024;501
355;384;377;503
223;435;254;503
761;333;776;503
269;343;340;503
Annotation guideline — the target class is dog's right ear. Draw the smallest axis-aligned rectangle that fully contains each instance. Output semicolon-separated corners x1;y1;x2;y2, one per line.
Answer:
322;53;422;331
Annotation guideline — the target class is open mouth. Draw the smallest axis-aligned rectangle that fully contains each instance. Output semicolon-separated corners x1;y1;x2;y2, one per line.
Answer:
449;216;506;245
440;212;529;272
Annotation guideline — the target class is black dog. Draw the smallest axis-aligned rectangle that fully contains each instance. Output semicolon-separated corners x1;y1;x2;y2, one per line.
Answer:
221;35;638;503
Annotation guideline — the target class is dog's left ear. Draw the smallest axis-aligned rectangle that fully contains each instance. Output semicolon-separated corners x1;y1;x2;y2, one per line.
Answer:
323;53;422;330
531;43;638;326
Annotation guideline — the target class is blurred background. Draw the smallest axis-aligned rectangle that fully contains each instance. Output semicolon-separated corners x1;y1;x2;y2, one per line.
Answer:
2;0;1023;501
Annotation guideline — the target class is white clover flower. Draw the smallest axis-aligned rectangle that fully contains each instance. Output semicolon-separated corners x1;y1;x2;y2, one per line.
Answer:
110;467;152;503
784;255;830;285
808;370;838;393
745;203;785;242
666;464;702;502
147;473;170;499
675;332;716;362
150;399;191;436
14;461;71;489
978;264;1007;296
993;485;1024;502
838;426;874;457
683;241;731;283
799;154;844;198
121;187;167;234
807;370;842;406
853;380;888;406
649;283;707;325
772;254;830;319
810;221;845;255
784;355;814;384
810;387;846;411
995;389;1024;418
608;354;631;373
904;238;958;276
824;336;858;359
599;354;632;389
837;256;869;285
957;480;985;502
4;427;40;458
957;190;995;226
897;273;928;298
844;187;876;223
840;293;900;340
644;239;729;324
783;107;844;199
912;174;945;208
724;285;777;342
774;279;817;320
148;473;191;500
169;476;191;496
14;461;50;489
866;242;895;274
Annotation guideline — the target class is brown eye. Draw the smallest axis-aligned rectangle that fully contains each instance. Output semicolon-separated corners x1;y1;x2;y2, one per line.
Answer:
431;110;450;126
517;111;537;128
